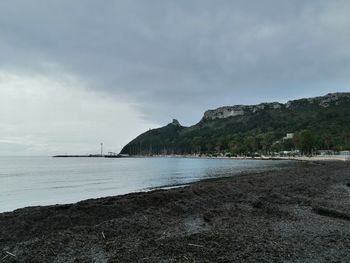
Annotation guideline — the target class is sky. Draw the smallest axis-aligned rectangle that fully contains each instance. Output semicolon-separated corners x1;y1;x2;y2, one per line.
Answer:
0;0;349;155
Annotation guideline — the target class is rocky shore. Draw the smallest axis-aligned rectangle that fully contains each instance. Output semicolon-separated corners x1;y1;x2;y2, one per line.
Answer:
1;161;350;262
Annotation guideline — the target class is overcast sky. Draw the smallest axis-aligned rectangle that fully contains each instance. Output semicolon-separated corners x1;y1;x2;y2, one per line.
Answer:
0;1;349;155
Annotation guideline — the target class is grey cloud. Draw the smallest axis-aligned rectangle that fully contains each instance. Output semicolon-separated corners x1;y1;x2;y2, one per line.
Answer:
0;0;350;125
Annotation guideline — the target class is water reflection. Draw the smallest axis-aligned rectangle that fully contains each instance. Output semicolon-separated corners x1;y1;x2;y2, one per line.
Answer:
0;157;297;212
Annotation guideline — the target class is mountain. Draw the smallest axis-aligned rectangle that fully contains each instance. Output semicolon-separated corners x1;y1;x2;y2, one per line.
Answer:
120;93;350;155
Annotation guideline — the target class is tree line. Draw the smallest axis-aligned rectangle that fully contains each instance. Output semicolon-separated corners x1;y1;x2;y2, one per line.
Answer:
124;129;350;156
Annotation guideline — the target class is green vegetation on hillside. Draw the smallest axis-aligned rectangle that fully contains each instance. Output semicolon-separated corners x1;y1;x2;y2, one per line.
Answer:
121;93;350;156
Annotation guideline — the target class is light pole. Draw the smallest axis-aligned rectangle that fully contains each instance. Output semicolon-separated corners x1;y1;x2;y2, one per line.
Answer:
100;143;103;157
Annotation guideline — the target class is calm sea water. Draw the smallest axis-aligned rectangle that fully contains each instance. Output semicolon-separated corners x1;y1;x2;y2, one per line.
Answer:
0;157;296;213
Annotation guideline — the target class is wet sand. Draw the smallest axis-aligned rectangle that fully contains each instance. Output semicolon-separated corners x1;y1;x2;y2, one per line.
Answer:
1;161;350;262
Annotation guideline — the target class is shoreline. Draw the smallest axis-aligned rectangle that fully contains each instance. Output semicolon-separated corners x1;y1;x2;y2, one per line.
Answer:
1;161;350;262
52;153;350;162
0;158;300;214
133;154;350;162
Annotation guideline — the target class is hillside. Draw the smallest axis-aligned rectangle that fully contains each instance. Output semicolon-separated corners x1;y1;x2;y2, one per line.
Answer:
120;93;350;155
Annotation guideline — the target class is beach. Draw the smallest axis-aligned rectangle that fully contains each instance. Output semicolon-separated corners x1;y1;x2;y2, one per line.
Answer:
1;161;350;262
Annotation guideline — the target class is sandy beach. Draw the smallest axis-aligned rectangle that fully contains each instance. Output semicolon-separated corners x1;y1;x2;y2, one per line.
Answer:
1;161;350;262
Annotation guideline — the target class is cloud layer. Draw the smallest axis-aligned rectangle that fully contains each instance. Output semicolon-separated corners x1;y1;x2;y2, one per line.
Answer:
0;71;156;155
0;1;349;154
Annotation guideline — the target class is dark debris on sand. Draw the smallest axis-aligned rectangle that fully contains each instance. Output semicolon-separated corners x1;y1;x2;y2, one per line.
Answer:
1;162;350;262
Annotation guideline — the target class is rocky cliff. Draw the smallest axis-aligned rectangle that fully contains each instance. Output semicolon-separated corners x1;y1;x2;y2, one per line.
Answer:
203;93;350;121
121;92;350;155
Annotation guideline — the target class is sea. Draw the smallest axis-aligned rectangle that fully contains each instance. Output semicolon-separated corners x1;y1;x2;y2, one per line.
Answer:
0;156;297;213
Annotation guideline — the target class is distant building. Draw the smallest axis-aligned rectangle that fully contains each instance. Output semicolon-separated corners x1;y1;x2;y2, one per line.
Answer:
318;150;335;156
278;150;299;156
317;150;349;156
283;133;294;140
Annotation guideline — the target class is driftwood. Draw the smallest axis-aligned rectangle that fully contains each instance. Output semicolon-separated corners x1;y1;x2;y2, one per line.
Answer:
188;243;204;248
6;251;16;257
2;251;16;260
313;206;350;221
